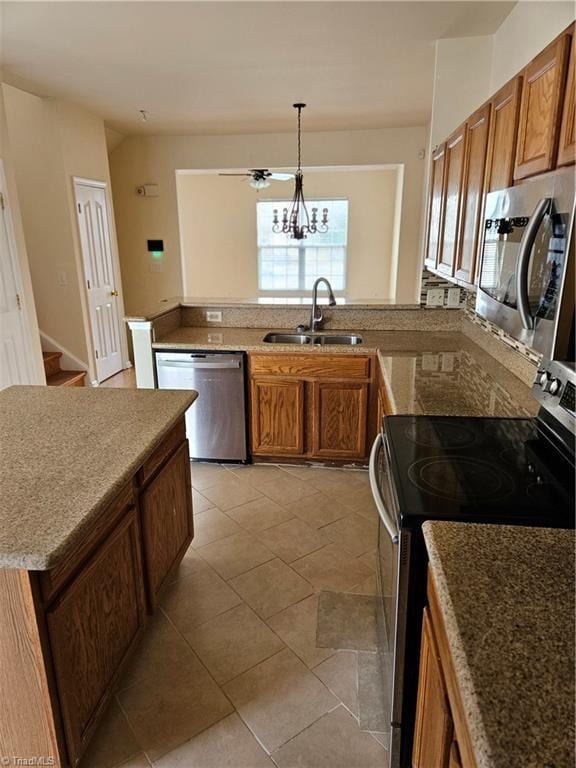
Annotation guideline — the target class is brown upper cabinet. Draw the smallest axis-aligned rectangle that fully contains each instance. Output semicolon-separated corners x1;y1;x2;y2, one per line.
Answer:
455;105;491;284
514;32;571;180
558;24;576;166
424;142;447;271
485;76;523;193
437;123;467;277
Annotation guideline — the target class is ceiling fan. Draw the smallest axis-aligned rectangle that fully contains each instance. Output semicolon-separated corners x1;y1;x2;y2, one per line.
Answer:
218;168;295;189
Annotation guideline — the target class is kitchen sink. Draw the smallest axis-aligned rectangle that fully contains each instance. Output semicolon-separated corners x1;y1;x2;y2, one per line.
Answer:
263;332;363;345
262;333;313;344
314;334;363;345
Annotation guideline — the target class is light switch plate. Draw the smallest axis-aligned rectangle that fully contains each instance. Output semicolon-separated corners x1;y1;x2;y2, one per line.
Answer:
426;288;444;307
206;310;222;323
447;288;462;308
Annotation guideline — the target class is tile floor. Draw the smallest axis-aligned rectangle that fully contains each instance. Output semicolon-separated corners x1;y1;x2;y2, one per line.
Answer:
81;462;387;768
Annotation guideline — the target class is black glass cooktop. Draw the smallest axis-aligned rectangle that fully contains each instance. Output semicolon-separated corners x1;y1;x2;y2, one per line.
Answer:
384;416;575;528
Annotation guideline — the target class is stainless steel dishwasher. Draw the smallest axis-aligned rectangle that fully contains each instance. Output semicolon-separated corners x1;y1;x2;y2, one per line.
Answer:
155;351;248;462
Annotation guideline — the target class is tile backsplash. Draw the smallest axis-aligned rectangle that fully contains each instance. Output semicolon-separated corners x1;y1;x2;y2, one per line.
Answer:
463;293;542;366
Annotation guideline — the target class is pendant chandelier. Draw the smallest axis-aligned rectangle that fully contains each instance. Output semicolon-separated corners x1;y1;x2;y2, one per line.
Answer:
272;103;329;240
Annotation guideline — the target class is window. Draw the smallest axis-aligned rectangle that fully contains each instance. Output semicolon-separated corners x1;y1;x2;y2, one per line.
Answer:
257;199;348;293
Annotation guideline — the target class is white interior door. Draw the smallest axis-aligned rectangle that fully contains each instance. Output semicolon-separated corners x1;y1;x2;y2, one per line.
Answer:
0;166;34;390
75;180;122;383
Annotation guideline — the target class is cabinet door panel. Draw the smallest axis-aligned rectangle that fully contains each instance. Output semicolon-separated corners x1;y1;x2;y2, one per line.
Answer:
311;381;368;459
140;441;193;607
456;105;491;284
514;34;570;180
437;125;467;277
47;510;145;764
412;608;453;768
485;76;522;193
251;377;304;455
424;143;447;270
558;26;576;167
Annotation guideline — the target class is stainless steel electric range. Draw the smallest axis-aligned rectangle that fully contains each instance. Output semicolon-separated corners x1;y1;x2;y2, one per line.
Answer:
369;359;575;768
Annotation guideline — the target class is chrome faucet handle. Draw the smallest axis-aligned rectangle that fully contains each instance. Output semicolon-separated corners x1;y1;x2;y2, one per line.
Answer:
295;324;307;333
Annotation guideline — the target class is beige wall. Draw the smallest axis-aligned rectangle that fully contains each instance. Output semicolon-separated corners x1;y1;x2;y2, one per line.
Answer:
429;2;575;151
490;1;576;93
429;35;493;148
0;84;45;384
2;85;125;381
109;126;427;313
176;168;399;300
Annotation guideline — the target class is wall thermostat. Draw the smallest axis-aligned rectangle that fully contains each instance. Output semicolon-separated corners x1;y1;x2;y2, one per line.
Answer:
136;184;159;197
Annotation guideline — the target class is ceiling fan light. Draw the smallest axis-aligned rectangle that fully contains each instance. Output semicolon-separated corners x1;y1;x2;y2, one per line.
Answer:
250;177;271;190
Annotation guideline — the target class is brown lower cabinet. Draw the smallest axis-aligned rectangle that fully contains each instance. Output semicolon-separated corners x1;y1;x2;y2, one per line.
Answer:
413;569;476;768
249;352;374;461
0;419;193;767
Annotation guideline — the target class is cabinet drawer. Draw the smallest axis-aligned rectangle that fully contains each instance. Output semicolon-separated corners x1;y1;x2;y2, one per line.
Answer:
249;354;371;380
139;419;186;486
47;508;146;765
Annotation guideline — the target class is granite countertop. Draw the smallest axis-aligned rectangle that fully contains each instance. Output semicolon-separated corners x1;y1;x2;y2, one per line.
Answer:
0;386;197;571
152;327;537;418
423;521;575;768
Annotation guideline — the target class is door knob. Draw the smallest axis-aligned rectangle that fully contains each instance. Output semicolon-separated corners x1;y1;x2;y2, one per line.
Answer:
110;290;119;297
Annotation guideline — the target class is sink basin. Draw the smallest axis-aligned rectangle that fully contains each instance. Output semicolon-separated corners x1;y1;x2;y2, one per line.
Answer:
263;333;312;344
314;334;363;345
262;332;363;345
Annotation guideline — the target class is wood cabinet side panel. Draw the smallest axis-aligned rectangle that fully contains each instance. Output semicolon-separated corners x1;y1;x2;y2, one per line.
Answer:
412;607;453;768
0;570;62;763
140;441;194;607
558;25;576;166
425;143;447;270
427;570;478;768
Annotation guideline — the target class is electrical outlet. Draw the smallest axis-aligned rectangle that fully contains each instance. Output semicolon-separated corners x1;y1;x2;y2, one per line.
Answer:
208;332;223;343
447;287;462;308
426;288;444;307
206;310;222;323
422;354;440;371
56;270;69;287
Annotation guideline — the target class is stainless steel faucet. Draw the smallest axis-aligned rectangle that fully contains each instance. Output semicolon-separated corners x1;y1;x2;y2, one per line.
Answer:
307;277;336;332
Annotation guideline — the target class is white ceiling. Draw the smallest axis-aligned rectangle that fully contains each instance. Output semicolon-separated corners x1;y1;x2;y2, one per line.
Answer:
1;1;516;135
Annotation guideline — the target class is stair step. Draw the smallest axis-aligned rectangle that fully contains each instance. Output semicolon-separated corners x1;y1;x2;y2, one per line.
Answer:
42;351;63;378
46;370;86;388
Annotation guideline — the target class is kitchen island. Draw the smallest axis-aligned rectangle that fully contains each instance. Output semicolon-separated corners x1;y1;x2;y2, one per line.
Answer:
0;386;197;767
419;521;575;768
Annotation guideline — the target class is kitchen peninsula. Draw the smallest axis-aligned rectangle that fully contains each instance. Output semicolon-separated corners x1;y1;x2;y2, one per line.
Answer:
0;386;196;767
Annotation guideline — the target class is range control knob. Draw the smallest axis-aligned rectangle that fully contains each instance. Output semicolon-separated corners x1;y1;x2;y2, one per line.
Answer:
549;378;562;396
538;370;551;389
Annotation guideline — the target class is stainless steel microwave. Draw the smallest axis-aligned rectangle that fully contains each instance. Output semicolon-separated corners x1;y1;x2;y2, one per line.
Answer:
476;167;575;361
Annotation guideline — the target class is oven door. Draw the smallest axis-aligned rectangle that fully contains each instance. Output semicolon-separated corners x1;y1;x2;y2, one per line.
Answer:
369;432;411;768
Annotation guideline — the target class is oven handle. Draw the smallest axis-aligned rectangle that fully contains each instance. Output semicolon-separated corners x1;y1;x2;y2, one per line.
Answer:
369;433;399;544
516;196;551;330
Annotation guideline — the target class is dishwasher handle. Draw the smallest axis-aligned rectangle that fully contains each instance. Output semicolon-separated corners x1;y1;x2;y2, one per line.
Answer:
156;359;241;370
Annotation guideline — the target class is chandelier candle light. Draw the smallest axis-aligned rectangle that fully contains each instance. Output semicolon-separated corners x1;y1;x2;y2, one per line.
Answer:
273;103;329;240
